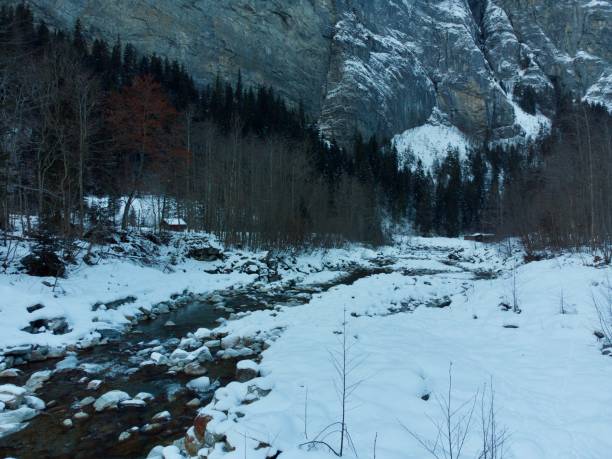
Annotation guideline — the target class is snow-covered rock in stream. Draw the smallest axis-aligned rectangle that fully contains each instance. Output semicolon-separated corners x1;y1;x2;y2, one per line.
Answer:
235;360;259;382
0;384;27;409
193;328;212;340
25;370;53;392
186;377;211;394
94;390;130;411
23;395;45;411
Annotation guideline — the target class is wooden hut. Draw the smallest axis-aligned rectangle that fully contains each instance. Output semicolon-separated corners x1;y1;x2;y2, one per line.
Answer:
160;218;187;232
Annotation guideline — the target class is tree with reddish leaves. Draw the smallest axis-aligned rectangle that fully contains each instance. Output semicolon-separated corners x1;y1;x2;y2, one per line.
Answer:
106;74;183;229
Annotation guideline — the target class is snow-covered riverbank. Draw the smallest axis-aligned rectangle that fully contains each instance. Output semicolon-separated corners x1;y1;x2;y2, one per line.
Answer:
0;232;382;363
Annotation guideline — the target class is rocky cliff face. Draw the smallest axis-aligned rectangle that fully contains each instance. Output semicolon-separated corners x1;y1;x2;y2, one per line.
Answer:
18;0;612;154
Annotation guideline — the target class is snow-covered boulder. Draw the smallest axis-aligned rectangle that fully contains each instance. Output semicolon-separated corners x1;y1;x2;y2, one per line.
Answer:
186;376;211;394
0;384;27;409
236;360;259;382
25;370;52;392
193;328;212;340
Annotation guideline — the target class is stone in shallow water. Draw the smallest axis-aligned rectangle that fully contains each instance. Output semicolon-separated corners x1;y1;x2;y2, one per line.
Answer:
0;384;27;409
94;390;130;411
193;328;212;340
25;370;52;392
150;352;169;365
183;362;208;376
186;376;211;394
78;396;96;407
135;392;154;401
118;430;132;442
140;423;163;435
119;399;147;408
62;418;73;428
87;379;103;390
186;398;200;408
152;410;171;422
0;406;37;425
73;411;89;420
0;368;22;378
236;360;259;382
24;395;45;411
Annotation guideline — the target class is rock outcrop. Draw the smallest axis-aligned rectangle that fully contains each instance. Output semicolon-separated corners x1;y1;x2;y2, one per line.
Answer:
15;0;612;149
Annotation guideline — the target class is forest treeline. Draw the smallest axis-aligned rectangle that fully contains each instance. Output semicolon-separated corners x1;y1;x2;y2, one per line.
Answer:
1;4;611;255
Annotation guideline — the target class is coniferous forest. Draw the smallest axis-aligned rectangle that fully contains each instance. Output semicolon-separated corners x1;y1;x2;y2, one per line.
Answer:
1;4;611;254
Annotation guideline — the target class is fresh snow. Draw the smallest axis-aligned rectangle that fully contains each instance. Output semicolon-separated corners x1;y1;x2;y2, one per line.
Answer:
181;237;612;459
2;232;612;458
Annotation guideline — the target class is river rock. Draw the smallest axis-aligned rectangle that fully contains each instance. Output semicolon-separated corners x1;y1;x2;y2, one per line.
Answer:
193;328;212;340
169;349;193;366
4;344;32;356
25;370;52;392
184;426;203;456
236;360;259;382
193;346;213;363
186;398;200;408
186;376;211;394
150;352;169;365
183;362;208;376
87;379;103;390
140;423;163;435
94;390;130;411
192;414;213;442
0;384;27;409
0;406;38;425
62;418;73;428
24;395;45;411
0;368;22;378
164;320;176;328
78;396;96;407
73;411;89;420
119;398;147;408
135;392;154;401
152;410;171;422
118;430;132;442
178;337;200;350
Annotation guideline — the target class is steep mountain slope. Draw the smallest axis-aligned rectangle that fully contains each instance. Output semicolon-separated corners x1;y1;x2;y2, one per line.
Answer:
17;0;611;156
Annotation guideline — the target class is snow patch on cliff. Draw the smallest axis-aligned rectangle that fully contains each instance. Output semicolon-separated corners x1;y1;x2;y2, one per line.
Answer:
393;112;472;169
584;72;612;113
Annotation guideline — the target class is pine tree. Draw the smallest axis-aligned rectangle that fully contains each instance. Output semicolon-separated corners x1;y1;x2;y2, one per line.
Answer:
73;18;87;55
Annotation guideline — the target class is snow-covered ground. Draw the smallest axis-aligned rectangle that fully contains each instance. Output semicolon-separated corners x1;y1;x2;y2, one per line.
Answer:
166;238;612;459
1;234;611;458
